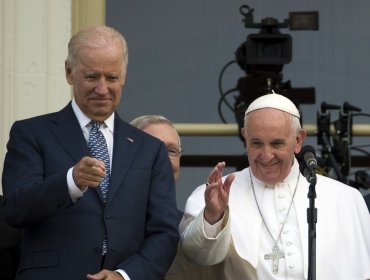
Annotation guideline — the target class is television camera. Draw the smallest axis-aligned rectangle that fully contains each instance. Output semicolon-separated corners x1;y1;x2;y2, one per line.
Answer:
232;5;318;134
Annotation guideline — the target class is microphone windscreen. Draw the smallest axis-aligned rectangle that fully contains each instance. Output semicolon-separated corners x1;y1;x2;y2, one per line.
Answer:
300;145;316;156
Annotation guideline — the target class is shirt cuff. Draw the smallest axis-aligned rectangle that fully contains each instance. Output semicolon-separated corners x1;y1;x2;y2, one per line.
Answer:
116;269;130;280
203;208;229;238
67;167;85;203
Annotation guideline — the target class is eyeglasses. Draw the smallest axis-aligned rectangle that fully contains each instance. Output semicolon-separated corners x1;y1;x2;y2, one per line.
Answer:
167;146;183;158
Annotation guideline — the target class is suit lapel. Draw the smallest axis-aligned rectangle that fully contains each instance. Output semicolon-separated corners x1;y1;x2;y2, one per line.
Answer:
49;104;89;163
107;117;140;205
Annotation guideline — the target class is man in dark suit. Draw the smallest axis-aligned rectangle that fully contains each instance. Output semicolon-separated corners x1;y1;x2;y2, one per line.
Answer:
1;26;179;280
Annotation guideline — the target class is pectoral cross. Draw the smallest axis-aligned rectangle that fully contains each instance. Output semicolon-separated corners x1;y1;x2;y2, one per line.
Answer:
264;244;285;274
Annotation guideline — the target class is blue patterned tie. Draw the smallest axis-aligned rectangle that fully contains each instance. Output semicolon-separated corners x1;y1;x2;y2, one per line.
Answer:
87;121;110;255
88;121;111;203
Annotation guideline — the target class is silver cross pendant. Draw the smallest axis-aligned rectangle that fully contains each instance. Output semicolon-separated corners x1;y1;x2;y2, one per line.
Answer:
264;244;285;274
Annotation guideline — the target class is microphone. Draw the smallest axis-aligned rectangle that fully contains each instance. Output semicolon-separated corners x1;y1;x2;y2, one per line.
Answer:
300;145;317;170
298;145;318;185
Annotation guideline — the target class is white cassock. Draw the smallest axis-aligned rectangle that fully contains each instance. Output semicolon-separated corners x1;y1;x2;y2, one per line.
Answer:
180;159;370;280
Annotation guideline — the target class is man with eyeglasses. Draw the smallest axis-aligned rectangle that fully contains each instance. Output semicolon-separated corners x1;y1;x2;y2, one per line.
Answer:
130;115;182;182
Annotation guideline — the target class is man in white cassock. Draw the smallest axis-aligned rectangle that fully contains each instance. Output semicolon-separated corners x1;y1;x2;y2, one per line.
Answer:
180;93;370;280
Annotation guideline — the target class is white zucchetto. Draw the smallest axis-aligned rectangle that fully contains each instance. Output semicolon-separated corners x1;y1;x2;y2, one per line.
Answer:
245;92;300;118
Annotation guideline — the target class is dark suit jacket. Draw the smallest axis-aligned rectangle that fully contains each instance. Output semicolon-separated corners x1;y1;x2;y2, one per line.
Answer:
0;195;20;280
1;103;179;280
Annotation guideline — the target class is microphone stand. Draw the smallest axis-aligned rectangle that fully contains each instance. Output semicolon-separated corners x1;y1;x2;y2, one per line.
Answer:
319;132;345;182
305;168;317;280
317;103;345;182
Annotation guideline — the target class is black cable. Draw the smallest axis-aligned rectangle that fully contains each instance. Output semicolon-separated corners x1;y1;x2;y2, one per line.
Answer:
218;60;237;112
350;147;370;157
350;144;370;149
348;166;370;177
217;87;238;123
351;113;370;118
